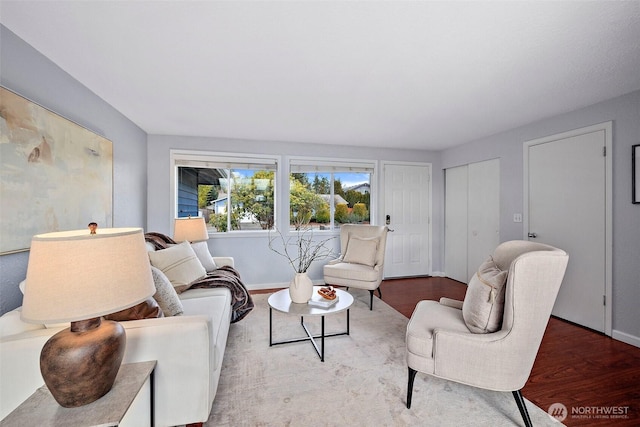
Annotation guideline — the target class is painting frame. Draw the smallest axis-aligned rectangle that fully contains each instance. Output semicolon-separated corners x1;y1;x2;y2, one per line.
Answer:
0;86;113;254
634;144;640;204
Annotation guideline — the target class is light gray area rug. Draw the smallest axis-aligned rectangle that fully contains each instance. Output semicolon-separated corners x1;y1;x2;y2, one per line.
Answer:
208;290;561;426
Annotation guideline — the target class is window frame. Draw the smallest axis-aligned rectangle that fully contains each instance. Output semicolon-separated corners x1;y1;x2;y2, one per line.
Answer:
286;156;378;234
170;149;280;237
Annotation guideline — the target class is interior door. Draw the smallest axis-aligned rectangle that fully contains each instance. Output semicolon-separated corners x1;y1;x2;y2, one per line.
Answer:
467;159;500;275
383;163;431;278
526;124;610;333
444;165;468;283
445;159;500;283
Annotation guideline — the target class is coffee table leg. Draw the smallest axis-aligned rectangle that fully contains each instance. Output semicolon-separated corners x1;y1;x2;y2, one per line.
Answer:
321;315;325;362
270;311;348;362
347;309;350;335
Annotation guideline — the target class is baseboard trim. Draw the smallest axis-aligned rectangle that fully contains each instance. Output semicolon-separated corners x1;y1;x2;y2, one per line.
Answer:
245;279;326;292
246;282;286;291
612;329;640;349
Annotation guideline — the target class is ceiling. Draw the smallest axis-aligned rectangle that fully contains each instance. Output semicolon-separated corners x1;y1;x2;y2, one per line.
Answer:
2;1;639;151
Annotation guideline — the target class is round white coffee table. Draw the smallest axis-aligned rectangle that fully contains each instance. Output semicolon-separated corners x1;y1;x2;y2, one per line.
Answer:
268;286;354;362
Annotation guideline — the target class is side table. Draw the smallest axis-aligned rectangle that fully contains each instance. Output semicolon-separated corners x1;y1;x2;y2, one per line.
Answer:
0;360;156;427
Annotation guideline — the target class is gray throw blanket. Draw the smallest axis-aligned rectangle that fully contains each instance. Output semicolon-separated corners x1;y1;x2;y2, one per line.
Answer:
145;232;254;323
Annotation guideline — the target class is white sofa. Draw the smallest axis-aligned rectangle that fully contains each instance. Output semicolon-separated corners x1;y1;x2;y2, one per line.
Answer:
0;255;235;427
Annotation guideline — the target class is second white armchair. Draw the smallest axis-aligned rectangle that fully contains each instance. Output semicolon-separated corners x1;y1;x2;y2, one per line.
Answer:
323;224;388;310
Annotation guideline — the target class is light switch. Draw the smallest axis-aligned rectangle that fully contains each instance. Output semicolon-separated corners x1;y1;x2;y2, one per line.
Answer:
513;213;523;223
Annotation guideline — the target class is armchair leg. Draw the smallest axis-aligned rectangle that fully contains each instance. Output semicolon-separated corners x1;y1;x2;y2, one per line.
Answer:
512;390;533;427
344;287;379;310
407;367;418;409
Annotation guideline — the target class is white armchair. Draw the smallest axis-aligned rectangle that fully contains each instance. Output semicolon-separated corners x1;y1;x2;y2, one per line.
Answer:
323;224;388;310
406;241;569;427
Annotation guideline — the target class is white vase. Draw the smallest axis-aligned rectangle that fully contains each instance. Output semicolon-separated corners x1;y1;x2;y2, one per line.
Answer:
289;272;313;303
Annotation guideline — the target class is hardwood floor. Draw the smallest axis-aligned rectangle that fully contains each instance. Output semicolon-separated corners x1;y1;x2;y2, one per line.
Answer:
252;276;640;426
377;277;640;427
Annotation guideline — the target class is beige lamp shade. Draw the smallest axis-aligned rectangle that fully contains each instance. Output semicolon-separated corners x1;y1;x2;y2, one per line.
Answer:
174;217;208;242
21;227;156;324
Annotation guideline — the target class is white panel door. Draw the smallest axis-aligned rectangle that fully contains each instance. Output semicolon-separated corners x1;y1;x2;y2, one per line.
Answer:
444;165;468;283
526;126;609;333
383;163;431;278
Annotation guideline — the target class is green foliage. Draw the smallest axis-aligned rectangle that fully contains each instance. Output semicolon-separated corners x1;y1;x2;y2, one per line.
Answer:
209;212;237;232
344;189;370;210
312;174;330;194
352;202;367;219
198;185;218;208
315;206;330;223
207;186;219;205
333;178;345;198
290;177;325;229
291;173;310;187
334;203;349;223
231;170;275;230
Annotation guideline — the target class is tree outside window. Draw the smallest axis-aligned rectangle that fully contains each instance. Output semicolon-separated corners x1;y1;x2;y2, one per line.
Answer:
289;171;371;230
177;164;275;233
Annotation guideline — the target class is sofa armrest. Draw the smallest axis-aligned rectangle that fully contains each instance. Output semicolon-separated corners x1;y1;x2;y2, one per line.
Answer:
213;256;234;268
121;316;213;426
0;328;56;419
0;316;213;427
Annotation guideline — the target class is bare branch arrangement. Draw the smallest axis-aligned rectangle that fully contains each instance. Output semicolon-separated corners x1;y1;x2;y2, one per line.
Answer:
268;226;337;274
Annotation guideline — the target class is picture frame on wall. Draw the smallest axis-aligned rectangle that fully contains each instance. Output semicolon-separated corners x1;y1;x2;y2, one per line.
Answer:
0;86;113;254
634;144;640;204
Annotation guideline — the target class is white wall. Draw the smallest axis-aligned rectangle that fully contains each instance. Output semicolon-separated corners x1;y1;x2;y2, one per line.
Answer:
441;90;640;345
146;135;441;287
0;26;148;314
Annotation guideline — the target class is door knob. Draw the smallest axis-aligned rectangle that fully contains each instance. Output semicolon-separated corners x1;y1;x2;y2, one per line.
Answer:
528;232;537;238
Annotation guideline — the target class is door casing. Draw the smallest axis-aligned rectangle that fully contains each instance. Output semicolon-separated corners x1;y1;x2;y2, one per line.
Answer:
381;161;432;278
523;122;612;336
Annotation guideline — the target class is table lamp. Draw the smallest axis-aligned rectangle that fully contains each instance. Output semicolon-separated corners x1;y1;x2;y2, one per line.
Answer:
20;227;156;408
173;216;208;242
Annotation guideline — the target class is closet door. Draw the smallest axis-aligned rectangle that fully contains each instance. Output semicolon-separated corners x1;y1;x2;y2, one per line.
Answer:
467;159;500;275
445;159;500;283
444;165;468;283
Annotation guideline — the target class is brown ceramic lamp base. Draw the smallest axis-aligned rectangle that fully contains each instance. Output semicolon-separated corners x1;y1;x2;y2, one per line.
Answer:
40;317;126;407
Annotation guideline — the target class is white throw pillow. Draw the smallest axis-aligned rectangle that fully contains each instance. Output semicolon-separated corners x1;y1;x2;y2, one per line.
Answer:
148;241;206;293
150;266;184;316
343;236;378;267
462;256;509;333
189;241;217;272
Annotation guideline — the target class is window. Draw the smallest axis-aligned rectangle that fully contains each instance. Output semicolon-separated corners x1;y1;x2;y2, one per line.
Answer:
172;151;277;233
289;158;375;230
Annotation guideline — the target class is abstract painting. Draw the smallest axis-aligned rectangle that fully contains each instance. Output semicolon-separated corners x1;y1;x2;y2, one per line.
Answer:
0;87;113;254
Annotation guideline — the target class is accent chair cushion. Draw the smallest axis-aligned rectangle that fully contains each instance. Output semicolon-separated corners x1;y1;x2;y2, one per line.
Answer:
148;241;207;293
324;261;380;283
343;235;378;267
462;256;509;333
150;266;184;316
